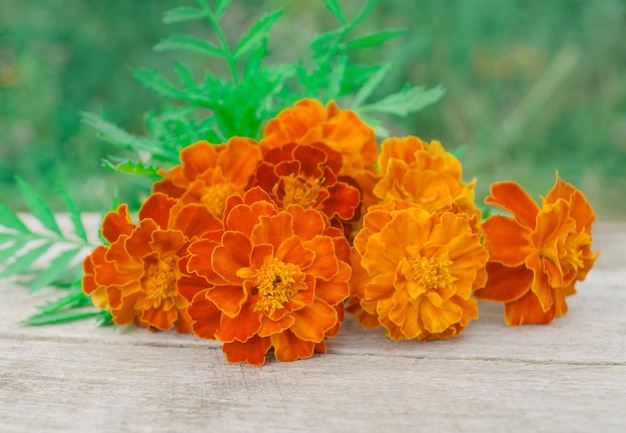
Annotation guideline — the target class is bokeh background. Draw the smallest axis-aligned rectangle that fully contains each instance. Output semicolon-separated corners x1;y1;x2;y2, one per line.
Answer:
1;0;625;219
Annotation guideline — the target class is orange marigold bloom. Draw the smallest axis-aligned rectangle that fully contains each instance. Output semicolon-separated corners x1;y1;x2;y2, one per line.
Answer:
179;188;351;366
252;142;361;232
153;138;261;219
261;98;378;178
374;136;480;221
348;200;488;340
82;193;222;332
474;174;599;325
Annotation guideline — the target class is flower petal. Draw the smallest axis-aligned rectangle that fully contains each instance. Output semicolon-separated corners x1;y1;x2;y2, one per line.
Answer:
290;298;338;342
486;181;540;228
222;335;271;366
271;330;316;362
474;262;532;303
504;290;557;325
482;215;533;266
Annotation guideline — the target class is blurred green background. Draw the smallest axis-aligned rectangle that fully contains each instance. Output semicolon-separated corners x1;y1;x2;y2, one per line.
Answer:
1;0;625;219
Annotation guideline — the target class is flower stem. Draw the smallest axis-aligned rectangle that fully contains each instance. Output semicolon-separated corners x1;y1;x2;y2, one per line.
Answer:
206;10;240;87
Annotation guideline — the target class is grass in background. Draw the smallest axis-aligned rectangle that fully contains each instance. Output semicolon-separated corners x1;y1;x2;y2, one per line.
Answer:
1;0;625;218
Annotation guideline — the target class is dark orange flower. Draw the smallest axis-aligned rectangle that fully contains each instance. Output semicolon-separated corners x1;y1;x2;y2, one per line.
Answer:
179;187;351;365
474;174;599;325
374;136;480;222
153;138;261;219
261;98;378;178
252;142;361;232
82;193;222;332
348;200;488;340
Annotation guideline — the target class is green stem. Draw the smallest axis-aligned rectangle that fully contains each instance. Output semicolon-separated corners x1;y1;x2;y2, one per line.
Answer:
206;10;240;87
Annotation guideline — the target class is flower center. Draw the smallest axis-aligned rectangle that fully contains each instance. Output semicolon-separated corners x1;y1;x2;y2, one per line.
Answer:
560;229;592;272
281;174;323;208
144;255;178;307
201;183;238;218
252;257;300;315
400;253;456;299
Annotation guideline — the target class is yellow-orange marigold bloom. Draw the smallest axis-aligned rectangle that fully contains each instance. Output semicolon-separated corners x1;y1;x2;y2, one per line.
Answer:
374;136;480;221
179;187;351;366
474;174;599;325
261;98;378;178
348;200;488;340
252;141;361;234
82;193;222;332
153;138;261;219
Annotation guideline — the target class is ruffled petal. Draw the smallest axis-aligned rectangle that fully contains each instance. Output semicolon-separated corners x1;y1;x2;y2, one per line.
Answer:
486;181;540;228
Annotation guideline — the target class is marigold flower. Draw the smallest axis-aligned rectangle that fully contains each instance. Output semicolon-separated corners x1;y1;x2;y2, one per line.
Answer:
374;136;480;222
252;141;361;232
179;187;351;366
153;137;261;219
474;173;599;325
82;193;222;332
348;200;488;340
261;98;378;178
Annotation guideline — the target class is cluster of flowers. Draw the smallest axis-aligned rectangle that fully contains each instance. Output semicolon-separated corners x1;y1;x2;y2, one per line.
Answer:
83;99;598;366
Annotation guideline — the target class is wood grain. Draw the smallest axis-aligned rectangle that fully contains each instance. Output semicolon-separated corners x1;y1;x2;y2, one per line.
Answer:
1;222;624;432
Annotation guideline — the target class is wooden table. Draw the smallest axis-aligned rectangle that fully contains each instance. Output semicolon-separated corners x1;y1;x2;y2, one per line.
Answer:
1;222;625;432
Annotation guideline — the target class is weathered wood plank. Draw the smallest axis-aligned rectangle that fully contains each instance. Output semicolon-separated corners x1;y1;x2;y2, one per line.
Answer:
0;222;625;432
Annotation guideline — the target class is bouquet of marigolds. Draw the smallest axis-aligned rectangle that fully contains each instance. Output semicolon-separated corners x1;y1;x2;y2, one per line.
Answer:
0;0;598;366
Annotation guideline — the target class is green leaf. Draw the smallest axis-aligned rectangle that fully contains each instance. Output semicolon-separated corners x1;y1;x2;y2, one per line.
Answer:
215;0;232;18
346;29;406;50
0;242;52;278
162;6;206;23
36;290;90;315
59;185;88;243
0;204;29;233
449;144;468;159
27;247;84;292
353;63;392;107
16;177;62;236
357;84;446;116
23;309;107;326
82;113;179;162
347;0;378;31
324;0;346;24
0;241;27;263
326;52;348;101
154;34;224;58
232;10;283;60
101;159;161;178
131;68;185;99
174;62;196;90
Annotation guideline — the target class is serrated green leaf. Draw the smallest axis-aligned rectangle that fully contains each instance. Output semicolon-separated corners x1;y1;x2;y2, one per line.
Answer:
346;29;406;50
347;0;378;31
28;247;83;292
232;10;283;60
131;68;185;99
162;6;206;23
353;63;392;107
215;0;232;18
82;113;178;162
359;114;390;137
0;204;29;233
16;178;62;236
326;53;347;101
0;242;51;278
59;185;88;243
23;309;106;326
357;84;446;116
0;241;27;263
36;290;89;315
154;35;224;58
101;159;161;178
173;62;196;90
310;28;345;55
324;0;346;24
